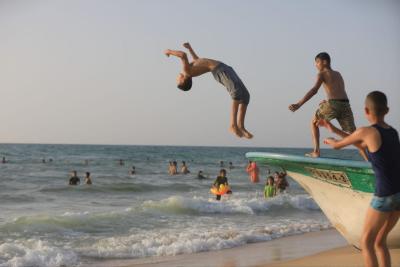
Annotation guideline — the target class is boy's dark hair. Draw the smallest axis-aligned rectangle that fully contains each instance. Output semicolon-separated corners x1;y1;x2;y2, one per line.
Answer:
177;77;192;91
267;176;274;183
366;91;388;116
315;52;331;65
86;172;90;176
220;169;226;176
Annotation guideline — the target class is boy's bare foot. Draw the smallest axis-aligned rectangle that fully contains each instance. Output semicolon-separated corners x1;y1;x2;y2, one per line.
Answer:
240;128;253;139
230;126;243;138
305;151;320;158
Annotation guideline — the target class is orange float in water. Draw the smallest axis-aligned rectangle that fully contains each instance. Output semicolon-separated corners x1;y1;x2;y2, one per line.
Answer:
210;184;231;195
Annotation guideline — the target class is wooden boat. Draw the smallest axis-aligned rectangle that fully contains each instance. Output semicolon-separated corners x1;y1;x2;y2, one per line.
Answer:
246;152;400;248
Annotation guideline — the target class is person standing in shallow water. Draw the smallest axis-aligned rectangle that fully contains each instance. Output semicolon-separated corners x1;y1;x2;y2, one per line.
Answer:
213;169;229;201
84;172;92;185
181;161;190;174
69;171;80;185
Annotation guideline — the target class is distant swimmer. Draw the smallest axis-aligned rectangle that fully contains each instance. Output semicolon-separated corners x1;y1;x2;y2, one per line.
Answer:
2;157;7;164
165;42;253;139
84;172;92;185
69;171;80;185
84;159;89;165
289;52;367;160
181;161;190;174
197;171;207;179
229;162;234;169
213;169;229;201
42;158;46;163
264;176;276;198
169;161;178;175
119;159;125;166
220;161;224;168
130;166;136;175
275;171;289;194
49;158;53;163
246;161;259;183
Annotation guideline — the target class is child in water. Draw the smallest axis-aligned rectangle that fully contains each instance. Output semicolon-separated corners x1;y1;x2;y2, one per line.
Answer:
246;160;259;183
321;91;400;267
264;176;276;199
213;169;229;201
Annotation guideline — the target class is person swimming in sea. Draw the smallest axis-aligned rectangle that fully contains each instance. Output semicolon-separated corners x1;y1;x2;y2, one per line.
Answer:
69;170;80;185
130;166;136;175
229;162;234;169
213;169;229;201
84;172;92;185
181;161;190;174
264;176;276;199
197;170;207;179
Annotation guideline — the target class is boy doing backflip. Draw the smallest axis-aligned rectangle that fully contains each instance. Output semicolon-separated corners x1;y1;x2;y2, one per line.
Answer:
165;42;253;139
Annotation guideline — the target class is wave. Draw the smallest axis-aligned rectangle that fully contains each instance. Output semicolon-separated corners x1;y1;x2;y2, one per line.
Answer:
0;239;78;267
80;219;331;260
142;194;320;215
38;182;200;194
0;194;319;236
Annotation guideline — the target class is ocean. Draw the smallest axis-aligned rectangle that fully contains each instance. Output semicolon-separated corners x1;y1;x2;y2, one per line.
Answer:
0;144;363;267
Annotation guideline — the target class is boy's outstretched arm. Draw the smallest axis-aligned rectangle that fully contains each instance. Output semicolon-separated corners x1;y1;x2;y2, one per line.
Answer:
324;127;368;150
289;74;323;112
164;49;191;74
320;119;369;161
183;42;199;60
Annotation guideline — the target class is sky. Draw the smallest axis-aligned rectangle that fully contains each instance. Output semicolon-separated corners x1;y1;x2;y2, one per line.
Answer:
0;0;399;147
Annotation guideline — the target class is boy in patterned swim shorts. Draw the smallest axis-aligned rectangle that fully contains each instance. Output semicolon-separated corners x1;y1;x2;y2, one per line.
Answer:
164;42;253;139
289;52;367;159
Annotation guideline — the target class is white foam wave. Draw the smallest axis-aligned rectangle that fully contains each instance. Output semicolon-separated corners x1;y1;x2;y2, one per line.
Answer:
82;219;330;259
142;194;319;215
0;239;78;267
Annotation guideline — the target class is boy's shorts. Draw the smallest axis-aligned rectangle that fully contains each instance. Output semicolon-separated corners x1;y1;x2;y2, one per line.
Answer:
370;192;400;212
315;99;356;133
212;63;250;105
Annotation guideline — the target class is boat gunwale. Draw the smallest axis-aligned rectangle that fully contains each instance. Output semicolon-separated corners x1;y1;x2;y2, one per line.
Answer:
245;152;371;169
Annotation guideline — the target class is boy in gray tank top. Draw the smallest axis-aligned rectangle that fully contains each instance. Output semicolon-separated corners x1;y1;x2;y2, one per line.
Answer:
164;42;253;139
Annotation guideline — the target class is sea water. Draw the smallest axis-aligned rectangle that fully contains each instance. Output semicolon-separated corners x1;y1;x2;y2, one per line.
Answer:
0;144;363;267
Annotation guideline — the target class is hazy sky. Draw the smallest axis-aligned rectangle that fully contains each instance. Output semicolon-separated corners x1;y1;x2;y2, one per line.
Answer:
0;0;399;147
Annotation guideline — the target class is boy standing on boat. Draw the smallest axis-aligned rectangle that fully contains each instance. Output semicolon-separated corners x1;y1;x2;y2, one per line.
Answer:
321;91;400;267
289;52;367;160
164;42;253;139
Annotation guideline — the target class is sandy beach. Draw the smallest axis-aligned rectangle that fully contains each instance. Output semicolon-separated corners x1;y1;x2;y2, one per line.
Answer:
83;229;348;267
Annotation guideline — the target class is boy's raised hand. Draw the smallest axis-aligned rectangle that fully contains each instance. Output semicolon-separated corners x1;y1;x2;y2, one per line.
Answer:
164;49;171;57
183;42;191;49
289;103;301;112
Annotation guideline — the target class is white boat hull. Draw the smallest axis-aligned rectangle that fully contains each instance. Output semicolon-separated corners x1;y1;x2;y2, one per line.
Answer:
289;171;400;248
